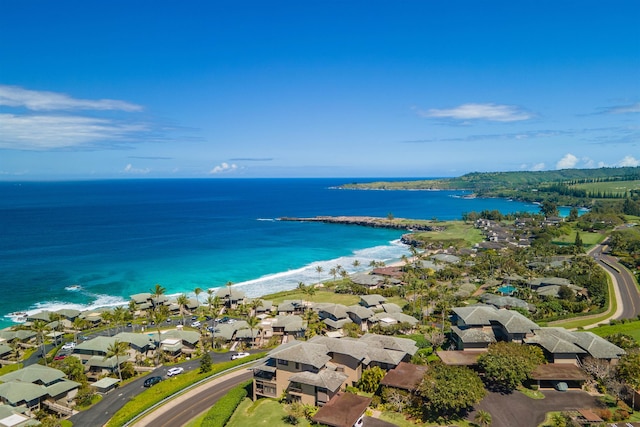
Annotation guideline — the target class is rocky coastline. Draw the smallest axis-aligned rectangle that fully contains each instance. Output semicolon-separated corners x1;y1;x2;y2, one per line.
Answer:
278;215;445;232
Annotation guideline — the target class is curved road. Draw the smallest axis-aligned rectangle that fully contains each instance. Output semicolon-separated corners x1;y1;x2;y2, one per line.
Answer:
590;243;640;320
133;370;253;427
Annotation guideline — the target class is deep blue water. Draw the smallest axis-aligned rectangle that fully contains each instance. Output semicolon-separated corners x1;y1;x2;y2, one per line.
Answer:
0;178;541;328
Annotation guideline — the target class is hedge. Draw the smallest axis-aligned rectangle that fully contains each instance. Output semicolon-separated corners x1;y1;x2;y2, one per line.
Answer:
105;353;264;427
200;380;251;427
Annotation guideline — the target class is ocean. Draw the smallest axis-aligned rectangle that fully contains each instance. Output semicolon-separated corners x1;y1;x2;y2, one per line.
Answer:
0;178;542;329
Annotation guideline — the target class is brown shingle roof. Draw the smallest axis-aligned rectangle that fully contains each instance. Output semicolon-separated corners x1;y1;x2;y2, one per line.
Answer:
380;362;427;391
311;392;371;427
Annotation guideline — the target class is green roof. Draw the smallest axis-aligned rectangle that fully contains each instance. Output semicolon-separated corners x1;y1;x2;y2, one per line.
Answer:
0;365;65;386
0;382;47;405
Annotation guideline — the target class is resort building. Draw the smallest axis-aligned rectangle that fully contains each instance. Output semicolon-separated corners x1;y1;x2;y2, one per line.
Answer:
0;365;80;415
252;334;417;406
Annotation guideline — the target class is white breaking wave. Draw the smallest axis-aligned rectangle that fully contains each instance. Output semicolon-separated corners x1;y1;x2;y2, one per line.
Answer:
229;239;411;298
4;293;129;324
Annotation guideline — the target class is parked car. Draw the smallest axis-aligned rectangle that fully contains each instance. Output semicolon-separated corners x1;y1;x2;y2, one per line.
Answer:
61;342;76;351
143;376;162;387
54;355;67;361
231;352;250;360
167;367;184;377
190;321;201;328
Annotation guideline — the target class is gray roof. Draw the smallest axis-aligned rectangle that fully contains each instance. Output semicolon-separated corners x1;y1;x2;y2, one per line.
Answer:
270;342;331;369
45;378;81;398
451;325;496;344
317;304;349;320
309;336;370;361
361;346;407;366
130;292;152;303
277;300;304;312
453;304;539;334
151;329;201;345
359;334;418;356
525;328;625;359
371;312;419;326
114;332;155;349
480;294;531;310
431;253;460;264
351;273;384;286
74;336;118;354
86;355;129;369
346;305;375;320
0;343;11;357
359;295;387;307
380;303;402;314
215;288;246;300
323;318;353;329
0;330;36;342
529;277;571;287
289;370;348;392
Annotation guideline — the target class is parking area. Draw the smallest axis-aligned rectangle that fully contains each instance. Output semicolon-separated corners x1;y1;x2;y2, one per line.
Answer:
468;390;603;427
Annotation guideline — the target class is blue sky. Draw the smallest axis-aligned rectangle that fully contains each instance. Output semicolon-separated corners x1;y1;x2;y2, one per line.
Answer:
0;1;638;179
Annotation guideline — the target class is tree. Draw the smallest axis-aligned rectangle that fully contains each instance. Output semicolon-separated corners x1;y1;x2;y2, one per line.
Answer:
104;340;129;382
176;293;190;326
246;316;261;348
540;200;559;218
616;349;640;410
358;366;385;393
31;320;49;366
474;410;492;427
151;284;167;308
52;354;87;383
194;287;203;303
477;342;545;391
573;232;584;253
200;351;212;373
568;207;579;222
416;363;485;421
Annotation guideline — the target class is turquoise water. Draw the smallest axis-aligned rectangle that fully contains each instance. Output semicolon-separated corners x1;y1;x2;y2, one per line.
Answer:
0;178;541;328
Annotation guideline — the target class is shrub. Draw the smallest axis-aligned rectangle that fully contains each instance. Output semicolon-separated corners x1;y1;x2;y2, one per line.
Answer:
201;380;250;427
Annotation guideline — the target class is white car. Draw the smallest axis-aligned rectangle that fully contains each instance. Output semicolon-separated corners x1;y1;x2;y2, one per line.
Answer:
61;342;76;351
166;367;184;377
231;352;250;360
190;321;201;328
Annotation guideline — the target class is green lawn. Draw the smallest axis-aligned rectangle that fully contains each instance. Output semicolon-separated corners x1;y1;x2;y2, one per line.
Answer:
262;289;360;307
549;274;616;329
411;221;484;247
589;319;640;342
226;398;311;427
572;180;640;197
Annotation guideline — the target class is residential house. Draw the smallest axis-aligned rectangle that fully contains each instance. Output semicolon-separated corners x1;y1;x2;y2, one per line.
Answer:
215;288;246;309
0;365;80;413
0;404;40;427
311;392;371;427
276;300;305;316
358;295;386;310
252;334;417;406
380;362;427;392
313;303;352;331
345;305;374;331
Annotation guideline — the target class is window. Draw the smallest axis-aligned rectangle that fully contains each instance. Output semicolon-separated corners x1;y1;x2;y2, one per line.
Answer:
278;359;288;366
295;362;300;370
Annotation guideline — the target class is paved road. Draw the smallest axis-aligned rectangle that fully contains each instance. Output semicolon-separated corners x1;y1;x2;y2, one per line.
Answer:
468;390;602;427
68;350;255;427
591;243;640;320
133;370;254;427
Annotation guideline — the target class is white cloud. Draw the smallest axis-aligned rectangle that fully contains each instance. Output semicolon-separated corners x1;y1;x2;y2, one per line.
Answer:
556;153;579;169
418;103;533;122
531;163;546;171
607;102;640;114
209;162;238;174
122;164;150;174
0;85;142;112
0;114;148;150
618;155;640;167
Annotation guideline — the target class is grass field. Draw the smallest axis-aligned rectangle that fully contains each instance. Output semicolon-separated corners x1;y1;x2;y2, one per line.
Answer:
225;398;312;427
411;221;484;247
571;180;640;197
588;319;640;342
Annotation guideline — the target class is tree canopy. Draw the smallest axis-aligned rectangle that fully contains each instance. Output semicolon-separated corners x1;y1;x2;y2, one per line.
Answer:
477;342;545;391
416;363;485;421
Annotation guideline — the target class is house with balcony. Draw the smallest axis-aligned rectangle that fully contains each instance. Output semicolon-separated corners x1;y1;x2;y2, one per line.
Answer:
0;365;80;414
252;334;417;406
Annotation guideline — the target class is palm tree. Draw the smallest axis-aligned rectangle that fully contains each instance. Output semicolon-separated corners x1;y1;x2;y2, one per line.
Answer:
474;410;492;427
150;283;167;308
225;281;234;307
48;312;63;346
194;287;203;303
352;259;361;268
105;340;129;382
176;294;190;326
329;267;338;281
31;320;49;366
246;316;260;348
303;285;316;310
73;317;88;343
249;298;263;316
315;265;324;280
112;306;126;334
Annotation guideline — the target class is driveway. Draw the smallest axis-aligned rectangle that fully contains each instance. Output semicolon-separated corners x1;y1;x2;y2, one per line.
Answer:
467;390;602;427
